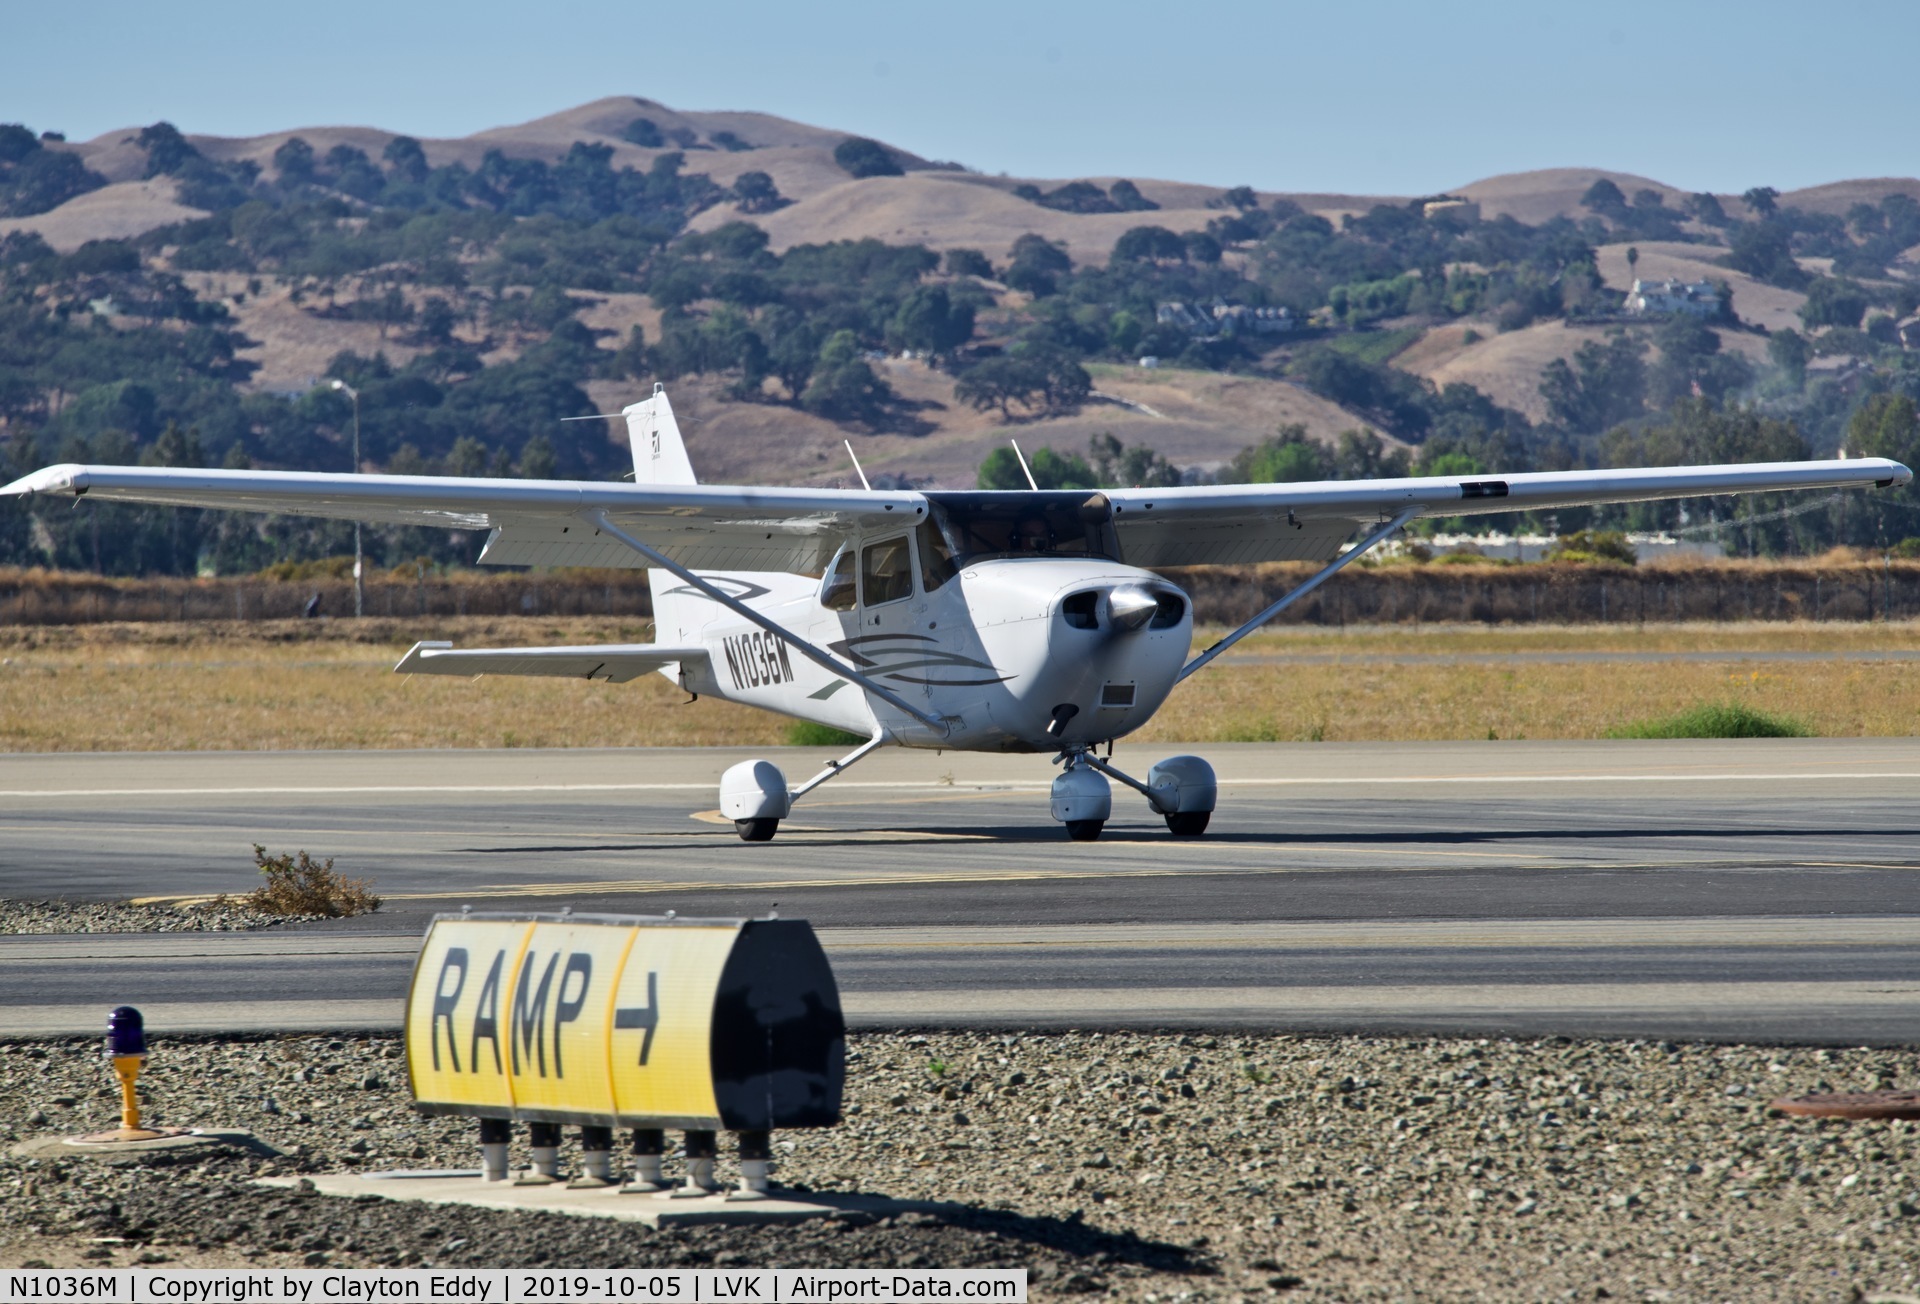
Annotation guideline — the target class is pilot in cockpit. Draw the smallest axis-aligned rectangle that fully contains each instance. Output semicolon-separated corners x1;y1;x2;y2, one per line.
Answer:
1013;516;1052;553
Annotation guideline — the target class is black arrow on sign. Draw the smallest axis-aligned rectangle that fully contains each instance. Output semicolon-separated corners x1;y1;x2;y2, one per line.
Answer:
614;971;659;1065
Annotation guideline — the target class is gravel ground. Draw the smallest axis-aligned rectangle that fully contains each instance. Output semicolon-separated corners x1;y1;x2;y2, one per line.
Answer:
4;1030;1920;1301
0;898;296;933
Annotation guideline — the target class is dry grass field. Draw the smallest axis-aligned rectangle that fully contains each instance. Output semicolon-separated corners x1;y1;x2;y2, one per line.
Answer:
1;618;1914;752
0;178;205;252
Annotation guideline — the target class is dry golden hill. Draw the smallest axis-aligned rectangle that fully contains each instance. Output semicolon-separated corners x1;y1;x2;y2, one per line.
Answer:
1394;315;1768;423
20;98;1920;484
1454;168;1691;225
579;362;1402;490
686;172;1219;263
1392;237;1799;421
1778;177;1920;216
36;97;1920;267
1393;320;1616;421
1453;169;1920;225
173;272;443;396
0;178;207;253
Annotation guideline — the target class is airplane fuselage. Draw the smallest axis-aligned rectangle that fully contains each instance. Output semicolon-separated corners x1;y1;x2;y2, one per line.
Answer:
662;556;1192;752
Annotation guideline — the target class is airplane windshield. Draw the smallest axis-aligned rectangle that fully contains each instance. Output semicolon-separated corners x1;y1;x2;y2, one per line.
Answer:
924;492;1120;567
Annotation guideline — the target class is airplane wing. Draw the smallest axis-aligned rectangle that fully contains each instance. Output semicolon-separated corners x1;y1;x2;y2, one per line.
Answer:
395;640;709;683
1104;459;1911;567
5;456;1909;572
0;466;925;573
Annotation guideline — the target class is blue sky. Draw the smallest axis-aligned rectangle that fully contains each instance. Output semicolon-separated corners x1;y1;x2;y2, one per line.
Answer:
5;0;1914;197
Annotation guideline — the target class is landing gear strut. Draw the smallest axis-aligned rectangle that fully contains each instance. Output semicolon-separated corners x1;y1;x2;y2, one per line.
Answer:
1051;749;1217;841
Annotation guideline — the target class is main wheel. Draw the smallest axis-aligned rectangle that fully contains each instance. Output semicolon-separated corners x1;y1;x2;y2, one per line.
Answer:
1064;819;1105;842
1165;811;1211;837
735;818;779;842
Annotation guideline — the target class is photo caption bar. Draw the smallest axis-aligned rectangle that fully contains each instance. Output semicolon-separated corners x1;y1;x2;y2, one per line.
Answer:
0;1269;1027;1303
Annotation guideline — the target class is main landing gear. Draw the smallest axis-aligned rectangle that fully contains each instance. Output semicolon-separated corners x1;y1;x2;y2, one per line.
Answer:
718;735;887;842
1050;749;1217;842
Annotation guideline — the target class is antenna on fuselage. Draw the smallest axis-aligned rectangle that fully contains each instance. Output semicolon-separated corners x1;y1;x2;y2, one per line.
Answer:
1009;439;1040;491
843;439;872;491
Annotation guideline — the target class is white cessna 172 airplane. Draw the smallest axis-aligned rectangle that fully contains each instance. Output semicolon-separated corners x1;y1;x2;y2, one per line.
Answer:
5;387;1910;842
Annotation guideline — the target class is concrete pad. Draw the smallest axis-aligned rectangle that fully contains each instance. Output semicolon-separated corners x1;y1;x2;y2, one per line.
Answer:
256;1172;947;1226
11;1128;281;1161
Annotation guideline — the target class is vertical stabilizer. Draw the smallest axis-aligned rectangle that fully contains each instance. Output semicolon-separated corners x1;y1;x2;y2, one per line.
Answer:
624;384;697;486
626;386;700;656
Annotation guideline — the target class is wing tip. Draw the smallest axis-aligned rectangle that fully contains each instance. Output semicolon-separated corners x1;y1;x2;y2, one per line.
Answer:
1;464;86;497
394;640;454;674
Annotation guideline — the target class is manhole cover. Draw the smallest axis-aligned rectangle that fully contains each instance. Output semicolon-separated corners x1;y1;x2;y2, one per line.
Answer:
1772;1090;1920;1120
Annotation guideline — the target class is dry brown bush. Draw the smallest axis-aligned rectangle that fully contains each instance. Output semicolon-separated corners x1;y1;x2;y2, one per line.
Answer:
242;844;380;918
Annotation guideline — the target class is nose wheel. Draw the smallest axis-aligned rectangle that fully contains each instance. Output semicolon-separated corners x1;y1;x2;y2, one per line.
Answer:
1064;819;1106;841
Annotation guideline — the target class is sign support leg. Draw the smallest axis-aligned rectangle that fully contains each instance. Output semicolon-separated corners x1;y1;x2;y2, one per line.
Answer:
729;1130;773;1201
670;1129;721;1197
574;1125;615;1187
522;1122;562;1183
625;1128;666;1193
478;1118;510;1183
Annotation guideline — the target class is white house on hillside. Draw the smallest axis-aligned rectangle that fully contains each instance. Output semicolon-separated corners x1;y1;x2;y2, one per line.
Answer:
1624;278;1722;318
1156;300;1297;338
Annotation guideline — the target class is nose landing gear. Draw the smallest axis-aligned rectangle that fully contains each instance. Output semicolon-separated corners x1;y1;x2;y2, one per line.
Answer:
1050;757;1112;840
1050;749;1217;840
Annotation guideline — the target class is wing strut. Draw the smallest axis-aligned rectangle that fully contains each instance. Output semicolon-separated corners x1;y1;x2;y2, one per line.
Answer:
1177;507;1420;683
581;509;948;734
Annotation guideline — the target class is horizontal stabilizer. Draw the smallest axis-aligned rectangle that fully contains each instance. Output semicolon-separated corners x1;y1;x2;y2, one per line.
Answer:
395;640;708;684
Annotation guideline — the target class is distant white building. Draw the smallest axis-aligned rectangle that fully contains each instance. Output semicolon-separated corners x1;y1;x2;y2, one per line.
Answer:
1212;302;1296;335
1624;278;1721;318
1156;299;1297;338
1409;532;1725;562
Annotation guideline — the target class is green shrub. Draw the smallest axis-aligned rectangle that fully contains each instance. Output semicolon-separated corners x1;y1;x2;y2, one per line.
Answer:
1604;702;1811;740
254;556;355;582
1546;530;1637;565
785;721;867;747
1432;551;1518;566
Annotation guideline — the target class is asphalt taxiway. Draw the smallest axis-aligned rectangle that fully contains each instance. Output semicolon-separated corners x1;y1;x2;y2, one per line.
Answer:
3;740;1917;1042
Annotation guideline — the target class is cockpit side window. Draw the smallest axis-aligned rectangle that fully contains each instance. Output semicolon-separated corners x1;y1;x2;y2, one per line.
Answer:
820;546;857;611
917;519;957;592
860;536;913;607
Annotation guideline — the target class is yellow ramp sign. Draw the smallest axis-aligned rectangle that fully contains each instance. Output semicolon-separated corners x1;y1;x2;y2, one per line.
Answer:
405;913;844;1131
